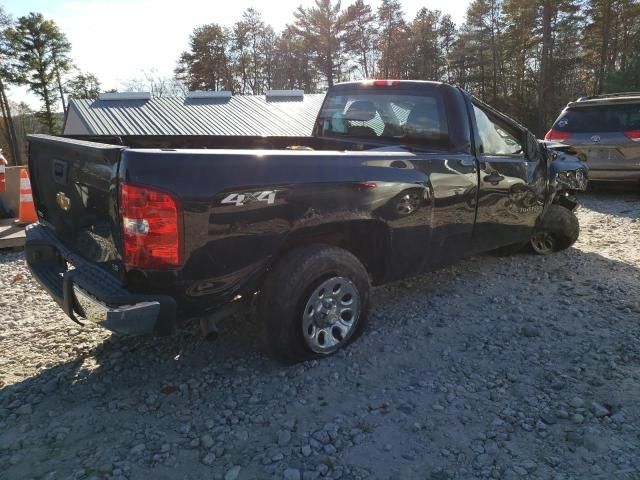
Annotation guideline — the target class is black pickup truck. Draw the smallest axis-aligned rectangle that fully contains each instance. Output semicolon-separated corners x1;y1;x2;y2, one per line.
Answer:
25;80;587;362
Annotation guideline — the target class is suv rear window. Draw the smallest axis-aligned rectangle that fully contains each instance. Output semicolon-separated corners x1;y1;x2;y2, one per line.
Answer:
317;90;450;149
553;102;640;133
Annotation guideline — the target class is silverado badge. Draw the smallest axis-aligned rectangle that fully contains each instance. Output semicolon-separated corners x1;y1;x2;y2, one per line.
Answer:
56;192;71;211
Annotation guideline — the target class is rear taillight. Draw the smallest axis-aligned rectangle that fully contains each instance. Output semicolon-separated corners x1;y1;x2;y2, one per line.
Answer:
545;129;571;142
624;129;640;142
119;183;182;270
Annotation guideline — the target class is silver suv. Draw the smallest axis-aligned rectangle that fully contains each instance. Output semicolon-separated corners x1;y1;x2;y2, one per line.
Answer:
546;93;640;183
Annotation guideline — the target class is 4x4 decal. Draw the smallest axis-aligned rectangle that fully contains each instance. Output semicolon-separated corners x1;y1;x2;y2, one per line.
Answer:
221;190;279;206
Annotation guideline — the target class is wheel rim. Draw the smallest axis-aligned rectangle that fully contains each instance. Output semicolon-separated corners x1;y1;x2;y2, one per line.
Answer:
302;276;360;354
531;231;555;254
396;193;420;216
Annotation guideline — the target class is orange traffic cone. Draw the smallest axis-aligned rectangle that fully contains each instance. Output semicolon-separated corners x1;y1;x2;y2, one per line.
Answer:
18;168;37;225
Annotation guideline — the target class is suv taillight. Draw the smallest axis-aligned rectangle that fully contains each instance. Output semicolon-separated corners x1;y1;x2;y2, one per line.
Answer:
544;129;571;142
624;129;640;142
119;183;182;270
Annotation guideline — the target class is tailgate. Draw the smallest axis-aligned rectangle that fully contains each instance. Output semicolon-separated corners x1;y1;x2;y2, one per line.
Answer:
27;134;125;271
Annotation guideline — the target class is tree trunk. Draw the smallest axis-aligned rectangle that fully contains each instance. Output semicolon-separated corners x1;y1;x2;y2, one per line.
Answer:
327;38;334;87
0;78;21;166
597;0;612;94
363;50;369;78
0;90;13;163
537;1;553;137
384;25;392;78
42;83;55;135
361;35;369;78
490;2;499;105
56;68;67;117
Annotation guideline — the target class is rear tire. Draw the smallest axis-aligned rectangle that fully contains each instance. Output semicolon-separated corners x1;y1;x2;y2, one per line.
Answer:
259;244;370;364
530;204;579;255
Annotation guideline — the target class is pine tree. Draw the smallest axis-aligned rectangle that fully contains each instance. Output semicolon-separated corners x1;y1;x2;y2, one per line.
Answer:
293;0;347;87
536;0;582;134
377;0;408;78
438;14;457;83
232;9;267;94
343;0;377;78
583;0;640;93
407;8;443;81
272;25;318;91
452;0;495;101
262;26;277;91
501;0;538;121
0;6;20;165
5;13;71;134
175;24;233;92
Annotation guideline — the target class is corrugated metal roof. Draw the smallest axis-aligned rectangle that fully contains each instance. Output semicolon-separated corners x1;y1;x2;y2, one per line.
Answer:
65;94;326;136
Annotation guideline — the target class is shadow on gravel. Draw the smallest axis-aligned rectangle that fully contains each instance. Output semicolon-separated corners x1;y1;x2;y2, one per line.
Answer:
1;246;640;479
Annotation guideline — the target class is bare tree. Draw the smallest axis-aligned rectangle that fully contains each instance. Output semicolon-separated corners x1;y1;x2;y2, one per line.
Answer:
124;70;185;97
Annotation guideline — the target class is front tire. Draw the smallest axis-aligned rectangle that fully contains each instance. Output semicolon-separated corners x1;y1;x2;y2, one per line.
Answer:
259;244;370;364
530;204;579;255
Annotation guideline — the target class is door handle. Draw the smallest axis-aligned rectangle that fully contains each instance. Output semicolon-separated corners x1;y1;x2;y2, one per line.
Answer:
458;157;476;168
483;172;505;185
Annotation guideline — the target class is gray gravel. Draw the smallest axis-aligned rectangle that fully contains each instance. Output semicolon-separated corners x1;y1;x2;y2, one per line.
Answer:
1;191;639;480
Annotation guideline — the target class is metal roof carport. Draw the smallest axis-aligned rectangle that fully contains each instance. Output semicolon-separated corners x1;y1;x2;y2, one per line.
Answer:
63;93;326;137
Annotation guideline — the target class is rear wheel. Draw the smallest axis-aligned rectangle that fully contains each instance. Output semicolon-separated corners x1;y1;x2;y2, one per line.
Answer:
259;244;370;364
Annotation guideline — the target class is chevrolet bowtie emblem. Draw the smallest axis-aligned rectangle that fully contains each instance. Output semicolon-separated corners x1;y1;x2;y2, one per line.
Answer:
56;192;71;211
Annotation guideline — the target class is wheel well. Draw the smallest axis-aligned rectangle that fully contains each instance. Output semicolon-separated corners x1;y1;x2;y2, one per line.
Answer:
275;221;390;284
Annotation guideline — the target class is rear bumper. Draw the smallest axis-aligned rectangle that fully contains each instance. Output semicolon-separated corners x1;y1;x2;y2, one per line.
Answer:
587;169;640;183
25;223;176;335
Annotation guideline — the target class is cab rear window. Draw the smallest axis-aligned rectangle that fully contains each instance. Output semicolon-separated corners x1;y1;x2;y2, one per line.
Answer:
554;103;640;133
316;91;450;149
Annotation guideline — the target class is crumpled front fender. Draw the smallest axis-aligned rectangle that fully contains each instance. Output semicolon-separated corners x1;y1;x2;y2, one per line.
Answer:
546;143;589;193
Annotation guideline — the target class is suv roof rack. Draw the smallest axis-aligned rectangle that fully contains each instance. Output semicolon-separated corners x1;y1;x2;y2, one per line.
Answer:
576;92;640;101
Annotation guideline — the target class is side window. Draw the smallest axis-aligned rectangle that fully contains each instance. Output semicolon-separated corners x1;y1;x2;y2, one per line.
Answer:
473;104;523;155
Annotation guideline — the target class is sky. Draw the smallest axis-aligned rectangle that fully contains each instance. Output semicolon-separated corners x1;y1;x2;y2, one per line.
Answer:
3;0;471;109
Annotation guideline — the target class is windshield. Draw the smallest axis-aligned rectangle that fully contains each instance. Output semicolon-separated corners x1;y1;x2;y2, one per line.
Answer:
316;91;450;149
554;102;640;133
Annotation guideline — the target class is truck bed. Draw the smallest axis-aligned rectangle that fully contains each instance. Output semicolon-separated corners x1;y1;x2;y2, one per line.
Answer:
26;133;457;301
64;134;385;152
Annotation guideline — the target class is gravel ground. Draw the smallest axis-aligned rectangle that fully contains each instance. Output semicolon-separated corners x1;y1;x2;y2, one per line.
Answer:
1;191;639;480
